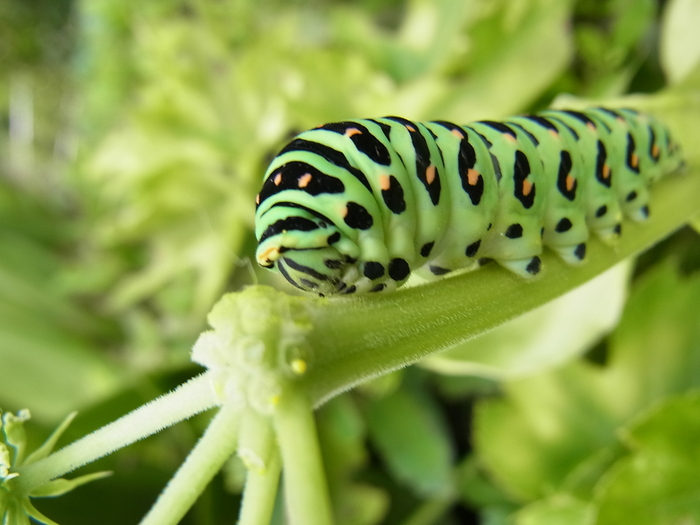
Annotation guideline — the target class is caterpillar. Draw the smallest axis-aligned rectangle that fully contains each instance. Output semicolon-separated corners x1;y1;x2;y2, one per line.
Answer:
255;108;683;295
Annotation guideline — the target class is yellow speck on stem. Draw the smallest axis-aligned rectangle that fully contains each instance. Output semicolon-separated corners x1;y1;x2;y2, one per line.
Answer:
291;359;308;375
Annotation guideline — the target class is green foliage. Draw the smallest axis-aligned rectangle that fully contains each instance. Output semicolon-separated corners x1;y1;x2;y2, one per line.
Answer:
1;0;700;523
1;410;109;525
475;262;700;522
364;378;454;498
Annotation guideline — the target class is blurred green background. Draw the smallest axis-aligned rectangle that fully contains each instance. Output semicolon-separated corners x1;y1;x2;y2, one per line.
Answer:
2;0;700;523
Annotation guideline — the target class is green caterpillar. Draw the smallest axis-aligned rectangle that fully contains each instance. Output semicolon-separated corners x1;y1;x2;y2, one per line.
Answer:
255;108;683;295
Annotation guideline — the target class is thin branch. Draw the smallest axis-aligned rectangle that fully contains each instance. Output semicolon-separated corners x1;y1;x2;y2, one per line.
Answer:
13;372;218;495
139;403;241;525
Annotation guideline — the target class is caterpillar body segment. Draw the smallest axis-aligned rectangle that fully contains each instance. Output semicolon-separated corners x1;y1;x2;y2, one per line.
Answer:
255;108;683;295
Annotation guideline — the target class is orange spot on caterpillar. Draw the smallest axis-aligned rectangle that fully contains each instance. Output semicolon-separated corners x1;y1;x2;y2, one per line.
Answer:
425;165;436;184
522;179;533;196
566;174;575;191
467;168;480;186
603;164;611;179
504;133;517;143
379;174;391;191
298;173;313;188
274;173;282;185
652;144;660;158
258;246;280;264
450;129;465;138
406;125;416;132
586;122;596;132
341;206;348;218
345;128;362;137
256;194;260;205
549;129;560;140
630;153;639;168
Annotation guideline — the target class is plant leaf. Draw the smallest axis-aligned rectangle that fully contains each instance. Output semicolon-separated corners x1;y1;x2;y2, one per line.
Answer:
594;390;700;524
473;263;700;501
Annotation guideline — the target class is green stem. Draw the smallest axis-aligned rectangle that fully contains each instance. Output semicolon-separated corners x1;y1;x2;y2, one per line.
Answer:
299;169;700;405
13;372;218;495
273;383;334;525
237;446;282;525
139;403;241;525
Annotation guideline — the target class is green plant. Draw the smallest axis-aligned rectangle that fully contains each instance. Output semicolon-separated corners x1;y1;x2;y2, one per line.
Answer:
2;0;700;524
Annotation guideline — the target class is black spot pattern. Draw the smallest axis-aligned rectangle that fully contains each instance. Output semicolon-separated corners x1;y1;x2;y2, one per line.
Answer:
465;239;481;257
363;261;385;279
513;150;536;208
548;116;579;140
505;223;523;238
387;117;441;205
299;278;319;289
595;140;612;187
525;115;558;133
320;121;391;165
490;152;503;182
381;175;406;214
526;257;541;275
328;232;341;244
278;139;372;192
284;257;331;282
324;259;343;269
557;151;577;201
596;107;622;119
626;133;640;173
509;122;539;146
261;201;334;225
555;218;572;233
258;162;344;207
626;191;637;202
648;126;660;161
420;242;434;257
429;266;451;276
388;258;410;280
479;120;517;140
367;119;393;139
563;110;596;128
370;283;386;292
640;205;649;218
595;205;607;218
259;216;320;244
457;138;484;205
344;201;373;230
277;260;303;290
574;243;586;260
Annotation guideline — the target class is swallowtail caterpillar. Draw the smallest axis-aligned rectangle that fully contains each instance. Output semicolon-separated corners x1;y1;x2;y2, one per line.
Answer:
255;108;683;295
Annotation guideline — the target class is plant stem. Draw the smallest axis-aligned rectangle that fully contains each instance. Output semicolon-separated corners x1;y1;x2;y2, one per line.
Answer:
139;403;241;525
273;383;334;525
13;372;218;495
237;447;282;525
299;169;700;406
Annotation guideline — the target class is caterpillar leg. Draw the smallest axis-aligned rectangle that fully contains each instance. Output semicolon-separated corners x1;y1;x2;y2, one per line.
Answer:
628;204;650;222
551;243;587;265
594;223;623;244
497;256;542;277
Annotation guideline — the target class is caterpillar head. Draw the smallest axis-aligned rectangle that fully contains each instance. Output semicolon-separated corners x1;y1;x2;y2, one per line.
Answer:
255;207;355;295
